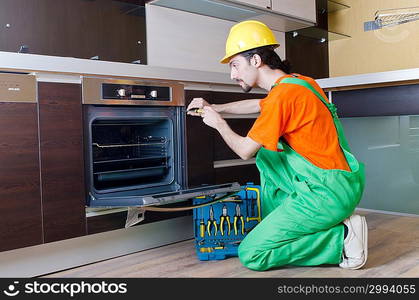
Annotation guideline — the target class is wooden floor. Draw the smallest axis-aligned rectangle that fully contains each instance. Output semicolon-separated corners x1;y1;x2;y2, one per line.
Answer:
43;211;419;278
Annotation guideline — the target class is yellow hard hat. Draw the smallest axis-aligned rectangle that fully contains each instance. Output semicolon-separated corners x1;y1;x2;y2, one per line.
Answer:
220;20;279;64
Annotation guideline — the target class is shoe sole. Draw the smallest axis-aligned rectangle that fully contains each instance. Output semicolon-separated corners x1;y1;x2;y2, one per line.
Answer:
347;215;368;270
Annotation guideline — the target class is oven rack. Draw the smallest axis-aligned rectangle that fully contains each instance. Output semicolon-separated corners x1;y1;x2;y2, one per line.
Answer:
92;141;168;148
93;155;170;164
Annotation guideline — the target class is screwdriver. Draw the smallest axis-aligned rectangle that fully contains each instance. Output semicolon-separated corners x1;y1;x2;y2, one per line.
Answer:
199;207;205;238
187;108;203;114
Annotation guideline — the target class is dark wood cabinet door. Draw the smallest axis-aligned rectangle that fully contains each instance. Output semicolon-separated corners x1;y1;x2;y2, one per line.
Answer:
0;0;146;64
38;82;87;243
185;90;215;188
0;102;43;252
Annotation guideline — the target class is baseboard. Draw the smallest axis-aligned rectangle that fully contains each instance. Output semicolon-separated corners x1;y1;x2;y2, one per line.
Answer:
356;207;419;218
0;216;193;277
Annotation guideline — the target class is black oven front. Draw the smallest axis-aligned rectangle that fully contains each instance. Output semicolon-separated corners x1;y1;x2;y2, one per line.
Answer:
84;105;187;207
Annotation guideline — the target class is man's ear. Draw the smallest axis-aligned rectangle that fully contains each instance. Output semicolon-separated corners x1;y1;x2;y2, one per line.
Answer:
250;54;262;68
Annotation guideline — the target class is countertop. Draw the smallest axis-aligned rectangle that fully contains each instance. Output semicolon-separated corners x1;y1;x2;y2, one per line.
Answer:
1;51;419;90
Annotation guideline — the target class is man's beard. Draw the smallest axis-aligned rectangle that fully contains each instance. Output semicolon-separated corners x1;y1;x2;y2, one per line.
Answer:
240;82;253;93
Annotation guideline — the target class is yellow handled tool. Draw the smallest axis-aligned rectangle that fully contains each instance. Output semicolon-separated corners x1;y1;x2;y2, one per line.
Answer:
233;204;245;235
199;207;205;238
206;205;218;236
220;205;231;236
246;187;261;223
187;108;203;114
199;246;224;253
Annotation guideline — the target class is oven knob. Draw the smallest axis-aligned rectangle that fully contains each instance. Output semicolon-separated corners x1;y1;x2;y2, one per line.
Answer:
117;88;126;97
150;90;158;98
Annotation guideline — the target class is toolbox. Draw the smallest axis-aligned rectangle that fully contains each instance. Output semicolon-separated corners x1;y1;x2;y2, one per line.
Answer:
193;183;262;261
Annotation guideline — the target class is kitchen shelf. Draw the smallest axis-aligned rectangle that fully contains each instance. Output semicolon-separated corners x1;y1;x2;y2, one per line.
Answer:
328;0;350;13
291;27;350;42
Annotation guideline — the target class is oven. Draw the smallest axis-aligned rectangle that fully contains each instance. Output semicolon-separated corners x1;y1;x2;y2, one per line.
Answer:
82;77;239;207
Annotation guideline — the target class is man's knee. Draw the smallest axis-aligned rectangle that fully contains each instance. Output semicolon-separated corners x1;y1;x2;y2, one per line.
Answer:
238;241;269;271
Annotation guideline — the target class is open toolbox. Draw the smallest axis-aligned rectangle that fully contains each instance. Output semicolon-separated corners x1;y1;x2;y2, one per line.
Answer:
193;183;262;260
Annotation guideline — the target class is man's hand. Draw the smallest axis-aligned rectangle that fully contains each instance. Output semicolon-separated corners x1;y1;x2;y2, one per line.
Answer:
201;106;225;130
187;98;210;116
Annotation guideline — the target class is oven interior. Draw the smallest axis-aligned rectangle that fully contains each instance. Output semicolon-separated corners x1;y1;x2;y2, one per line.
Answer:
91;117;174;192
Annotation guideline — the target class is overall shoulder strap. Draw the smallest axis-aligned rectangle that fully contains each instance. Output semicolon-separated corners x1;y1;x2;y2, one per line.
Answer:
278;76;352;153
279;77;330;106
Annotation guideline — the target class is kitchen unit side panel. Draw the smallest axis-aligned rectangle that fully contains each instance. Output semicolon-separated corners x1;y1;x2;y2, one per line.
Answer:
0;102;43;252
38;82;87;243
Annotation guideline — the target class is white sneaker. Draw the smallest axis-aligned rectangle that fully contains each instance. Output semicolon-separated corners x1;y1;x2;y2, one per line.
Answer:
339;214;368;270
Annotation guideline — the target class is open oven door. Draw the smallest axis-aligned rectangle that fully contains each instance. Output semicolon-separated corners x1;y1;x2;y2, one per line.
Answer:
87;182;241;208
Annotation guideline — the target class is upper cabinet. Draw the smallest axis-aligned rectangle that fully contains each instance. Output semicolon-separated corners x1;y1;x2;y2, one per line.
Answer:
236;0;272;9
271;0;317;23
148;0;317;32
0;0;147;64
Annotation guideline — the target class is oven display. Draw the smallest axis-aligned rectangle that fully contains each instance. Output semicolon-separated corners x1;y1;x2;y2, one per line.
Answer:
101;83;171;101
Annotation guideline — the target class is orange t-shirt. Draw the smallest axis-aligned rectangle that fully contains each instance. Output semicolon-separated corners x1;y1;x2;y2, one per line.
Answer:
247;74;350;171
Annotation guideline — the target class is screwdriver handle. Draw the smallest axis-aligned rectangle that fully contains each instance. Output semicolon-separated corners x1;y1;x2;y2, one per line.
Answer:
200;220;205;238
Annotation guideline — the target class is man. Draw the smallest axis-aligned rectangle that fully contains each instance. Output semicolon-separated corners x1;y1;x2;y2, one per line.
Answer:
187;20;367;271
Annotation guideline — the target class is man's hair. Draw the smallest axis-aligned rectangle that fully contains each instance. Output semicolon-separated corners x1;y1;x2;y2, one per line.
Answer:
240;45;291;74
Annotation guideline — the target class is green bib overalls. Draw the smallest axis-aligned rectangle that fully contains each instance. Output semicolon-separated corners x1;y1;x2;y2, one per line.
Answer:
238;76;365;271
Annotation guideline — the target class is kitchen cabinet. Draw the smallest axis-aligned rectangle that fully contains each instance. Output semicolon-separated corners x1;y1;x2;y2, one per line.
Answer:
287;0;351;46
37;82;87;243
236;0;271;9
0;0;147;64
271;0;316;23
285;0;329;79
185;89;265;188
148;0;316;32
146;3;286;73
0;78;89;252
0;74;43;252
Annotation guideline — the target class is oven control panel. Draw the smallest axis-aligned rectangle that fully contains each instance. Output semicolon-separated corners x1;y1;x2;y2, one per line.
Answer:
102;83;170;101
82;77;184;106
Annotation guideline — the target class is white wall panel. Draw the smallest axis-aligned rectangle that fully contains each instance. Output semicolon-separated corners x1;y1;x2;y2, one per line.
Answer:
146;4;286;74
